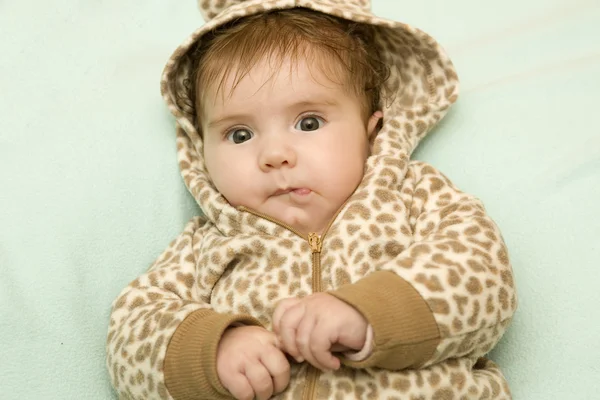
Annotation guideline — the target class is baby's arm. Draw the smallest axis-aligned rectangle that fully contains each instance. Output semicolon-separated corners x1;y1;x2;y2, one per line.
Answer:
328;161;517;370
106;217;264;400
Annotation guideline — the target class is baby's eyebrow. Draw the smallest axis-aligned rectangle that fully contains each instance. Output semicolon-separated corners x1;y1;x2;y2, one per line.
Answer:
291;98;339;109
206;113;251;129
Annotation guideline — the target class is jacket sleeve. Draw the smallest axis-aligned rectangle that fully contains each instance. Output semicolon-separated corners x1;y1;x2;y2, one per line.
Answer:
106;217;261;400
329;162;517;371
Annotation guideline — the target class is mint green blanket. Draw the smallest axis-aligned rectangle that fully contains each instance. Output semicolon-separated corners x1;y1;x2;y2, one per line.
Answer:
1;0;599;398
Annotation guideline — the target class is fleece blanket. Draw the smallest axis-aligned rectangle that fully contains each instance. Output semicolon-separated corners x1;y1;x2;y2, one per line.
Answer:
1;0;599;398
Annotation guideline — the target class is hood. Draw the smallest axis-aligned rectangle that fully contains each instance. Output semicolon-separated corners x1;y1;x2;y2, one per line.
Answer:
160;0;459;234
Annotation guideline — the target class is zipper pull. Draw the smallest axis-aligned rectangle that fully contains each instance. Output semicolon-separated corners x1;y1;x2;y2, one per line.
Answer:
308;233;322;253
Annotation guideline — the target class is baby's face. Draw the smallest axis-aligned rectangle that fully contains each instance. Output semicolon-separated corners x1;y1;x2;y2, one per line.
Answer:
202;57;380;236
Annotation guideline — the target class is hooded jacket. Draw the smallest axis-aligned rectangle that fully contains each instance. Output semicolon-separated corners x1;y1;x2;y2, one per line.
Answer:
106;1;517;399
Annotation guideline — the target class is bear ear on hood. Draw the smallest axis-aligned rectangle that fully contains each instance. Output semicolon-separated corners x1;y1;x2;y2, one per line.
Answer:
160;0;459;221
197;0;373;22
197;0;242;21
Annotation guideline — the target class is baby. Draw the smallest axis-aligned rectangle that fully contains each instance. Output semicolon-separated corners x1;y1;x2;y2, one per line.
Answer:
107;1;517;399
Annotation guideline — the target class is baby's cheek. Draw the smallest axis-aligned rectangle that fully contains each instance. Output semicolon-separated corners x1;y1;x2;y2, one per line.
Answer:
220;178;264;209
206;159;246;199
217;183;244;207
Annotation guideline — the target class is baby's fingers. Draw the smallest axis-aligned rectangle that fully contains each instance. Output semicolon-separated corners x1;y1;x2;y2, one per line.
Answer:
244;364;273;400
272;297;301;335
260;347;291;394
302;327;340;371
225;373;254;400
278;304;305;361
311;340;340;371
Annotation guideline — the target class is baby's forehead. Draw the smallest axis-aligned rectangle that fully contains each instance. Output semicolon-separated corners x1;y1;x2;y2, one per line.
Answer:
201;54;354;111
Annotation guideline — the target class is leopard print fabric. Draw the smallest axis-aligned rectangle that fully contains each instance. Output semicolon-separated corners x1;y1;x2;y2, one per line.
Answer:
106;0;516;398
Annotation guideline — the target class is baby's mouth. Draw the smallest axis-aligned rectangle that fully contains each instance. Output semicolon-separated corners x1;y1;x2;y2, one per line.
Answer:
273;188;312;196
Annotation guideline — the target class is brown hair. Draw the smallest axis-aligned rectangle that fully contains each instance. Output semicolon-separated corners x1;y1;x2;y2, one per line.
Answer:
190;8;389;130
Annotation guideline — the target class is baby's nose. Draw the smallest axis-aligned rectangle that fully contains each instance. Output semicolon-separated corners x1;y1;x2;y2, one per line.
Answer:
259;138;297;170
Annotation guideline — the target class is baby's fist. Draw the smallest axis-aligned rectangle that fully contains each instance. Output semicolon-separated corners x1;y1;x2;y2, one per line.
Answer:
217;326;290;400
272;293;368;371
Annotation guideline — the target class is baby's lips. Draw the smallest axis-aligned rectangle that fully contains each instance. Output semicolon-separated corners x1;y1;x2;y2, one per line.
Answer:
291;188;311;195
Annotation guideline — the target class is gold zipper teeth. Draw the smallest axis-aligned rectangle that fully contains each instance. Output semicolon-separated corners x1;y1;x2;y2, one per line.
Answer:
303;367;319;400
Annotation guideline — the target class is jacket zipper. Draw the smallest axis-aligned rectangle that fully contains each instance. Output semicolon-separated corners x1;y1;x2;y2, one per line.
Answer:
308;232;323;292
238;201;349;400
303;232;322;400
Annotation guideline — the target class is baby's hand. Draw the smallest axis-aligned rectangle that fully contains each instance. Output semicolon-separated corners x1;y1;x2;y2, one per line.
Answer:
272;293;368;371
216;326;290;400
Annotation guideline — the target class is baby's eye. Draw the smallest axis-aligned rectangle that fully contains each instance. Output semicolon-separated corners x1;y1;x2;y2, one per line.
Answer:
295;116;324;131
226;128;253;144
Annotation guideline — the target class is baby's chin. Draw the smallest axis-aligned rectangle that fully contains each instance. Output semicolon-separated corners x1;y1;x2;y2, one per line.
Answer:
229;195;337;236
264;206;329;236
